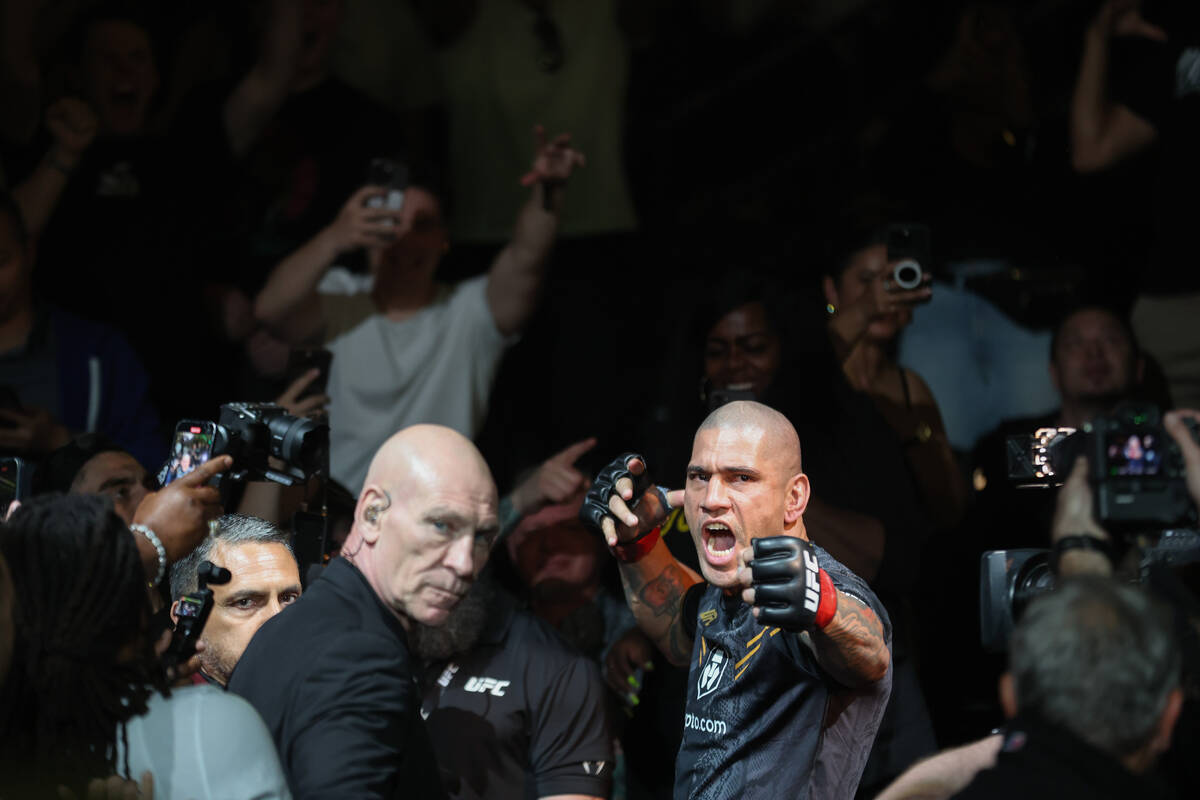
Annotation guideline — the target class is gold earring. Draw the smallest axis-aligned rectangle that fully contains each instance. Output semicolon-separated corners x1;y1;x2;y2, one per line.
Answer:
825;303;836;316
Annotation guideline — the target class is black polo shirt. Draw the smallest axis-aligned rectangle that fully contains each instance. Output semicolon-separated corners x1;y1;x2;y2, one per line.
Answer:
420;591;613;800
675;544;892;800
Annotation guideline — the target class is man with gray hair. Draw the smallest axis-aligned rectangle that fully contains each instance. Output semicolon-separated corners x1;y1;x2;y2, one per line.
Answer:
952;576;1183;800
169;513;302;687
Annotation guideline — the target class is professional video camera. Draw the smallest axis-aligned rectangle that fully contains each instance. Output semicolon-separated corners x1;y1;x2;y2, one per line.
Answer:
160;402;329;489
1006;404;1200;529
981;404;1200;650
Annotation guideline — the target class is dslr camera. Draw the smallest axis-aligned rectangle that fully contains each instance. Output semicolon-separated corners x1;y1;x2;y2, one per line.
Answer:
981;404;1200;650
1006;404;1199;529
161;402;329;489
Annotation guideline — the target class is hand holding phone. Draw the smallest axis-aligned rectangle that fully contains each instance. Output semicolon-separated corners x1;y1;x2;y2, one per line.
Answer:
278;348;333;418
885;223;933;303
134;454;230;564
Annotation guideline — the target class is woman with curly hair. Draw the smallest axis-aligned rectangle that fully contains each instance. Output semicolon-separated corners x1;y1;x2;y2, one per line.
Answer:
0;494;290;799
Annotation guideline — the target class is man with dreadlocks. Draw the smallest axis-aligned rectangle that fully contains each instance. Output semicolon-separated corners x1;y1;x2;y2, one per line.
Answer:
0;494;291;798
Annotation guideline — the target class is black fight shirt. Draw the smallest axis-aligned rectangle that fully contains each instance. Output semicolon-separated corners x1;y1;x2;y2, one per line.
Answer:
420;592;613;800
675;545;892;800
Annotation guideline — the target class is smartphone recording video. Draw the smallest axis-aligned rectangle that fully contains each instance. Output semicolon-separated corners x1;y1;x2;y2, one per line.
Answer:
365;158;408;221
0;456;27;509
161;422;218;487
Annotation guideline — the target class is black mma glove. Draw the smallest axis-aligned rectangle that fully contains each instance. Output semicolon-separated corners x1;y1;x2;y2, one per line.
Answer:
579;453;671;562
749;536;837;631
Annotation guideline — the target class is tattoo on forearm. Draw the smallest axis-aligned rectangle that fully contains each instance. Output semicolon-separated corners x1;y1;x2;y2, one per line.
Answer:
636;571;684;617
817;593;888;684
623;565;694;664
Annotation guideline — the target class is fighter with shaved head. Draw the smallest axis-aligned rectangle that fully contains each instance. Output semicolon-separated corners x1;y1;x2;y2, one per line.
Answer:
581;401;892;800
230;424;499;799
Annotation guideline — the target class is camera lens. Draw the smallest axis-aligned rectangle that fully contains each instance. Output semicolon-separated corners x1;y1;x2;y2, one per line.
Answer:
267;414;329;476
892;260;923;290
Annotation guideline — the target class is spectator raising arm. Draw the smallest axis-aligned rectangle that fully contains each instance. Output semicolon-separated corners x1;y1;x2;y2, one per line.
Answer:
254;185;404;343
486;126;585;336
1069;0;1161;172
11;98;97;239
223;0;303;157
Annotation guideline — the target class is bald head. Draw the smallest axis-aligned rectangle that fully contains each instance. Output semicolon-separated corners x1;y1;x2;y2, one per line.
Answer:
349;425;500;629
698;401;802;475
364;424;495;501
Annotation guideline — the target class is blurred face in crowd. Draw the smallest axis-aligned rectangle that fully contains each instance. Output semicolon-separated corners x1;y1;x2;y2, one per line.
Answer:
176;539;301;686
685;408;807;588
1051;309;1141;406
704;302;782;400
357;429;499;628
0;212;31;326
71;451;154;525
506;497;602;594
369;187;448;287
826;243;913;341
80;20;159;136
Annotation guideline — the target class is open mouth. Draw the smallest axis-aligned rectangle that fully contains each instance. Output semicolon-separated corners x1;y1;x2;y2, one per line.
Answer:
702;522;737;566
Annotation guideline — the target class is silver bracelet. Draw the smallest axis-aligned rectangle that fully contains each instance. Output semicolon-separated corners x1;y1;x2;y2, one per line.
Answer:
130;523;167;587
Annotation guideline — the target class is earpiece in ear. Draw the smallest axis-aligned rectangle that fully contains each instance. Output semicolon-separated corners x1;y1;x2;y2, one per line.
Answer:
366;507;380;525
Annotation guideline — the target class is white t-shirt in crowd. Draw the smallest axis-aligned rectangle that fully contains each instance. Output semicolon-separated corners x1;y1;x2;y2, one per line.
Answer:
120;685;291;800
319;270;511;492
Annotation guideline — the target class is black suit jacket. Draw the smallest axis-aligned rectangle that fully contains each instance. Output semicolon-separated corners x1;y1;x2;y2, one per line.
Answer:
228;557;447;799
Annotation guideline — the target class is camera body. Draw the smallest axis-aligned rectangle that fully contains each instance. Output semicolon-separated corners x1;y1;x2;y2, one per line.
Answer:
161;402;328;489
886;223;932;293
985;403;1200;649
162;560;231;668
218;402;328;485
1007;404;1200;529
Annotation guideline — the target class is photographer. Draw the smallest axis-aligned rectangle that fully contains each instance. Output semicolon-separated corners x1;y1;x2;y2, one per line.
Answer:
169;514;301;688
0;494;289;799
972;305;1148;551
877;407;1200;800
254;128;584;492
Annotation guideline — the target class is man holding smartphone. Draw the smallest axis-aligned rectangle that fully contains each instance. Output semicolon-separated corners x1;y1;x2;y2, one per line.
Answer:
253;127;584;492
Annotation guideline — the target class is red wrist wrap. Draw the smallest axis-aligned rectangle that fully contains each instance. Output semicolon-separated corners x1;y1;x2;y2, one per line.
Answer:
611;526;661;563
815;569;837;629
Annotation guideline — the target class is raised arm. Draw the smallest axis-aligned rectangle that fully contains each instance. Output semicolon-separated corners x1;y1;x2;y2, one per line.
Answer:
580;454;700;667
255;185;403;342
1069;0;1160;173
486;126;585;337
223;0;302;157
11;98;97;238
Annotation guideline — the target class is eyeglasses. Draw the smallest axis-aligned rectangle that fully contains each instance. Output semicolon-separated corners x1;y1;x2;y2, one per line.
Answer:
533;8;564;73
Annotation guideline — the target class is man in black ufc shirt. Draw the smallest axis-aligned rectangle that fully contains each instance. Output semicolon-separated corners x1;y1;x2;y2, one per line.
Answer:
414;573;613;800
581;401;892;799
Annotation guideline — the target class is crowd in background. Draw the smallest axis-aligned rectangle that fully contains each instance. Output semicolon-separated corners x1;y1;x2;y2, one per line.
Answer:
0;0;1198;798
